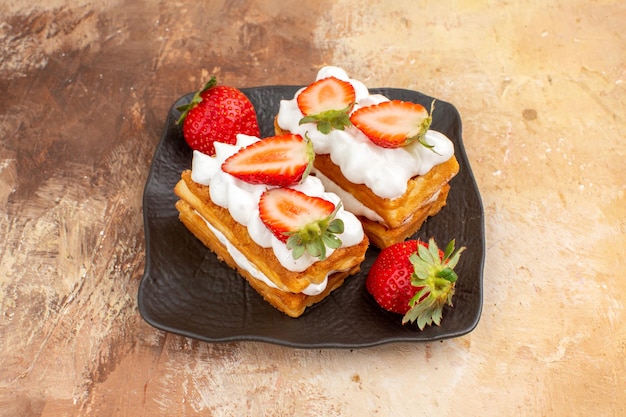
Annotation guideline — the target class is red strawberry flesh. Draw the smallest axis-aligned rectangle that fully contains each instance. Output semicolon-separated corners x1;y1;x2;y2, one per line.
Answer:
221;134;314;187
350;100;432;148
296;77;356;134
259;188;336;243
258;188;344;260
297;76;356;115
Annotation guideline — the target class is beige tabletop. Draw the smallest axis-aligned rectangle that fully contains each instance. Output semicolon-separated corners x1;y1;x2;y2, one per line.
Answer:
1;0;624;416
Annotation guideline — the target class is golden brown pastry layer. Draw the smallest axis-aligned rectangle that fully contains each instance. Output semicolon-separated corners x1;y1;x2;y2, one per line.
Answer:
275;118;458;247
359;184;450;248
173;170;369;317
313;154;459;228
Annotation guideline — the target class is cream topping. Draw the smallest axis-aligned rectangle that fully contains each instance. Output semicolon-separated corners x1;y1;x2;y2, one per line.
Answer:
191;134;365;274
276;66;455;200
314;169;442;226
312;170;384;223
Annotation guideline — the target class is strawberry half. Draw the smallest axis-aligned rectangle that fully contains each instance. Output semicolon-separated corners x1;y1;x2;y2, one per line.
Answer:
258;188;344;260
366;238;465;329
176;77;260;156
222;134;314;187
297;76;356;134
350;100;436;149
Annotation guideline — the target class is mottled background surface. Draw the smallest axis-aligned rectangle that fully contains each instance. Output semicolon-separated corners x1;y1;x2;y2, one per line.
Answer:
1;0;624;416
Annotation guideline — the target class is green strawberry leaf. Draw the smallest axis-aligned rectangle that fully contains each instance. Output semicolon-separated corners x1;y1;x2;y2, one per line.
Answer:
298;104;353;134
402;238;466;329
176;77;217;125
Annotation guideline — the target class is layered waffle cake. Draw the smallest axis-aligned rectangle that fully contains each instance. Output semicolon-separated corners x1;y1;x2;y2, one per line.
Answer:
275;66;459;248
174;133;369;317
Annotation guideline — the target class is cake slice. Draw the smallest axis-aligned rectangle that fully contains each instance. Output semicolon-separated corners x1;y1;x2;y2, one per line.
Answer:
275;66;459;248
174;133;369;317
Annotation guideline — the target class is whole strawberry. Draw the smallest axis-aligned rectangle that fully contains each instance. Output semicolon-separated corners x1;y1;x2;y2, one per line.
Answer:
366;238;465;329
176;77;260;155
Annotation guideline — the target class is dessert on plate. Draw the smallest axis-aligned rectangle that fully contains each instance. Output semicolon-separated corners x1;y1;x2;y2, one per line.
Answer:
173;133;369;317
274;66;459;248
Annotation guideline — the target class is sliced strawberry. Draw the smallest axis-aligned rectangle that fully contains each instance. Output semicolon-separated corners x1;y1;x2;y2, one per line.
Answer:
222;134;314;187
350;100;435;149
297;76;356;134
258;188;344;260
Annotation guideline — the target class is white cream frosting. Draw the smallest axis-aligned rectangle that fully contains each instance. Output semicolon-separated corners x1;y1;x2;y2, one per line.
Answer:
313;170;384;223
276;66;455;200
190;134;365;284
315;169;443;225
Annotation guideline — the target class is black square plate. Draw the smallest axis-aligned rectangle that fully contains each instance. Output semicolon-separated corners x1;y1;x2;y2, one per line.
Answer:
138;86;484;348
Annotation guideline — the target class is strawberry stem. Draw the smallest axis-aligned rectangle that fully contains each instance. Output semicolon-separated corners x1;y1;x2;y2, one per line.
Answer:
403;238;465;329
176;77;217;125
285;203;344;260
415;100;443;154
299;104;354;134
